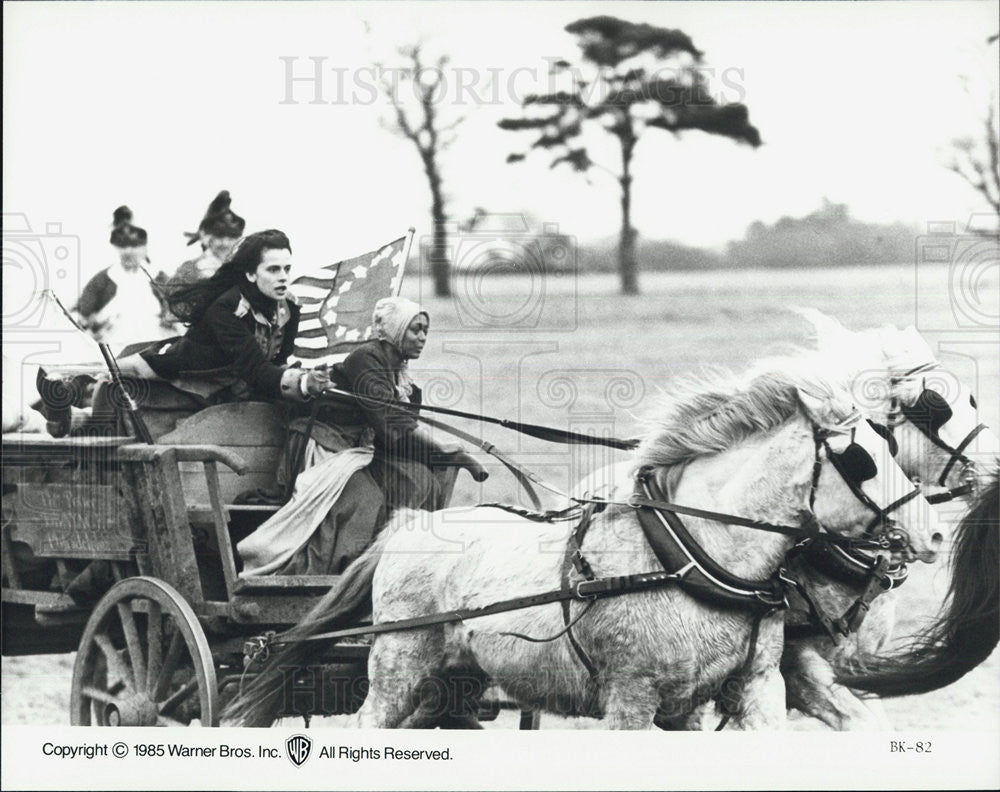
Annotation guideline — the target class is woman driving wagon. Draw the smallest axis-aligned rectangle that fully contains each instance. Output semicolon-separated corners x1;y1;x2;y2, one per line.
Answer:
239;295;488;576
120;228;484;576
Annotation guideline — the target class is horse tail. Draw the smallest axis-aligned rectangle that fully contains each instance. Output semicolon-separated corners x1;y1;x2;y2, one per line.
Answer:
836;464;999;696
222;511;412;727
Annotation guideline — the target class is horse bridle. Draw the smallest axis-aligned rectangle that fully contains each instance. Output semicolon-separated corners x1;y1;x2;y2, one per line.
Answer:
881;363;987;505
808;423;921;553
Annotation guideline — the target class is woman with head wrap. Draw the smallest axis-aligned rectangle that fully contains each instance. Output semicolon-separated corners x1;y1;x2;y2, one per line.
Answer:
239;296;486;577
336;297;487;509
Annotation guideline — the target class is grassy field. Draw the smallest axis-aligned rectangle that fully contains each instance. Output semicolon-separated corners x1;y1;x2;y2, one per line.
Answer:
3;263;998;730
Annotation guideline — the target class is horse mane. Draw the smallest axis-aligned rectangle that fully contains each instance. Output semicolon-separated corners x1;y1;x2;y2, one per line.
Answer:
636;355;856;471
796;308;936;378
864;324;936;376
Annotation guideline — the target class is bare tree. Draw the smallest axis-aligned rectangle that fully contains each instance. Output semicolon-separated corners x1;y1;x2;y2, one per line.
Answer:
379;45;465;297
499;16;760;294
946;34;1000;236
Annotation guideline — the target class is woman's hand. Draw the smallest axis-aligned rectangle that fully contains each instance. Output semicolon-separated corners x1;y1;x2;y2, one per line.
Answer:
455;450;489;482
303;368;331;397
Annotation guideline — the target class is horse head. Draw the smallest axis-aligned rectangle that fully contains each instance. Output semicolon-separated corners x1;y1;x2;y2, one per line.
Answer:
794;370;943;564
798;309;999;503
636;360;943;567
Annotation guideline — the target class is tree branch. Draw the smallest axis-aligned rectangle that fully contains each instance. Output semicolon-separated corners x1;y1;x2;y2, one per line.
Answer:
947;101;1000;216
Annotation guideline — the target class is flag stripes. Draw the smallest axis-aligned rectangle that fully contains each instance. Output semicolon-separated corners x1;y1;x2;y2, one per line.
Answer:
290;235;408;367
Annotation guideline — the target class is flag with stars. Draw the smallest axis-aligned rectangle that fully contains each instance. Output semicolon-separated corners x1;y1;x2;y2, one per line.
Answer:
290;234;409;367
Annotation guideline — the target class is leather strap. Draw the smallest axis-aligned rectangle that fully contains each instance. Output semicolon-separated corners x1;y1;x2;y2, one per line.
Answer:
416;414;543;509
560;503;601;681
925;483;975;505
319;387;639;451
937;423;986;486
716;607;773;727
780;572;847;643
634;472;786;612
801;541;907;589
478;503;582;523
279;568;692;645
782;555;896;643
842;556;894;633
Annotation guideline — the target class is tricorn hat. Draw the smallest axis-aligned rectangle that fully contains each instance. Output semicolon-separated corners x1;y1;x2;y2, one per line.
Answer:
109;206;148;248
185;190;246;245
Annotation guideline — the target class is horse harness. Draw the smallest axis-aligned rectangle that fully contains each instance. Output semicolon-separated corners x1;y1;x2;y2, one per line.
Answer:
255;421;918;727
880;362;988;505
546;447;914;691
462;438;914;726
774;424;914;642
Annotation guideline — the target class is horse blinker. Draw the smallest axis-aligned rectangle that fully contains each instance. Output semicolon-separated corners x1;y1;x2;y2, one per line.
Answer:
828;438;878;485
899;388;953;436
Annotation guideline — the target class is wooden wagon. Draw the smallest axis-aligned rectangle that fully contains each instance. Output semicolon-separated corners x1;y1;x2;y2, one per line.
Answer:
1;401;532;728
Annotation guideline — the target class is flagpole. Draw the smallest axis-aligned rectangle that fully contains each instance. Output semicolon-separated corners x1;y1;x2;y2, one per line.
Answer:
394;227;416;296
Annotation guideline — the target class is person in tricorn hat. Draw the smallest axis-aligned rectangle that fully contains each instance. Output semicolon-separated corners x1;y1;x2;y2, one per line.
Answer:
73;205;171;351
172;190;246;286
160;191;246;333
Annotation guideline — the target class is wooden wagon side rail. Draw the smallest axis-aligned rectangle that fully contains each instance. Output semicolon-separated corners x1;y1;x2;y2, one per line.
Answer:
117;444;249;475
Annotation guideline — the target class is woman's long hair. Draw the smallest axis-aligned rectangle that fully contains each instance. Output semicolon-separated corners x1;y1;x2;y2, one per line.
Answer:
167;229;291;325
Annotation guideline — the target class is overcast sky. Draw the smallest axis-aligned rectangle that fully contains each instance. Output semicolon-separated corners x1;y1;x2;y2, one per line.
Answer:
4;0;998;286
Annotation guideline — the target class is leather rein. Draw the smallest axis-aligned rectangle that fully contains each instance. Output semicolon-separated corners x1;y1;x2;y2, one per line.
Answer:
264;420;915;650
243;379;951;727
247;415;919;731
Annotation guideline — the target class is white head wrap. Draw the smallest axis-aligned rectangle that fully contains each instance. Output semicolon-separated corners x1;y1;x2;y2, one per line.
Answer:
371;296;428;400
372;297;428;352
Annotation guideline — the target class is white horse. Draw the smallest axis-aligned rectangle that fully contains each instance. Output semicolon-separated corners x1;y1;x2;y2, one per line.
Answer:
801;310;997;498
774;311;999;727
227;359;942;729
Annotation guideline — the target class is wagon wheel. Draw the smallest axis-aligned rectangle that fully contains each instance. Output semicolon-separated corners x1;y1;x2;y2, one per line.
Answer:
70;577;219;726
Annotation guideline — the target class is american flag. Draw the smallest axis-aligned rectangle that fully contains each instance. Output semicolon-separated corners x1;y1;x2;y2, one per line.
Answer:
290;233;410;367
